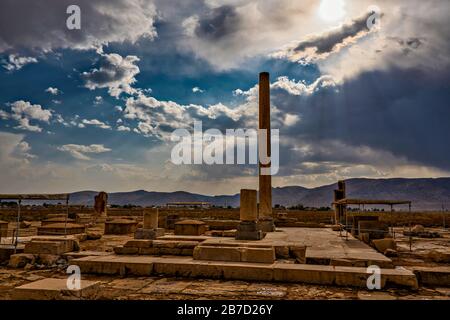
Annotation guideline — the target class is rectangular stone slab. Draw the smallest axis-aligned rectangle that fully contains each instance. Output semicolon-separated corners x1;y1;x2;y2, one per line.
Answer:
13;278;100;300
24;241;66;255
410;266;450;287
72;255;417;289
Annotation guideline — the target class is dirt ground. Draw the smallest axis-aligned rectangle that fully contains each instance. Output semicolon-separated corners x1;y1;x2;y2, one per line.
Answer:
1;267;449;300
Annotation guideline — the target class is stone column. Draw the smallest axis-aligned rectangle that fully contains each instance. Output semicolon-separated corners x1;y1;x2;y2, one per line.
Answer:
240;189;258;222
235;189;264;240
135;208;164;239
143;209;158;229
258;72;275;232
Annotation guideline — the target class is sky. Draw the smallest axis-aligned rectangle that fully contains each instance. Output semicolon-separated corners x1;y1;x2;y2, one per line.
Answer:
0;0;449;195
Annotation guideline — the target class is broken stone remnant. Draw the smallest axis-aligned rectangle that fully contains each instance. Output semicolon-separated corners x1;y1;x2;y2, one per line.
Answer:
371;238;396;254
235;189;264;240
8;254;35;268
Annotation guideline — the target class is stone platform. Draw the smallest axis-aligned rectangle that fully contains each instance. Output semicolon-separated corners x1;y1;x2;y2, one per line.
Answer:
410;266;450;287
13;278;100;300
37;223;86;236
71;255;418;288
201;228;393;268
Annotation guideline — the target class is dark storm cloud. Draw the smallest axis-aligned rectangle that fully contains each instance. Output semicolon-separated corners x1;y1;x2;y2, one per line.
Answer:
272;66;450;172
0;0;157;53
195;5;241;41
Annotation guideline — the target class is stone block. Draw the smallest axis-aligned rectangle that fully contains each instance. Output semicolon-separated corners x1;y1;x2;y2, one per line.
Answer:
274;264;335;284
174;220;207;236
411;267;450;287
137;247;157;255
152;240;179;249
222;263;274;282
29;237;79;253
13;278;100;300
235;221;264;240
175;241;198;250
104;219;138;235
193;246;241;262
240;247;275;264
134;228;164;239
37;223;86;236
124;240;153;248
158;248;182;255
223;230;236;237
371;238;396;253
24;241;66;255
274;246;290;259
38;254;60;266
113;246;139;255
258;219;276;232
8;254;35;268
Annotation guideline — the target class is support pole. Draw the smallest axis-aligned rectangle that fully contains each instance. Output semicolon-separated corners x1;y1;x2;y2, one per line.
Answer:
258;72;272;218
65;196;69;238
15;199;21;253
257;72;275;232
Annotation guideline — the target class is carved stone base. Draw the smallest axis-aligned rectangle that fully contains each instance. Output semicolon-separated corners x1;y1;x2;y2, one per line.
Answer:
258;218;276;232
235;221;265;240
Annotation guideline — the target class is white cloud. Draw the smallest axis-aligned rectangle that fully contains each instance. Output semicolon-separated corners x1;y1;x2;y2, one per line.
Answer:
192;86;204;93
82;53;140;98
57;144;111;160
81;119;111;130
2;54;37;71
10;101;52;122
284;114;300;126
271;76;337;96
45;87;61;95
94;96;103;105
117;125;131;132
2;100;53;132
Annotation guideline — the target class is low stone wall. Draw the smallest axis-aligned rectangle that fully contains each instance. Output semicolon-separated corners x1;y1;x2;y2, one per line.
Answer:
0;206;447;227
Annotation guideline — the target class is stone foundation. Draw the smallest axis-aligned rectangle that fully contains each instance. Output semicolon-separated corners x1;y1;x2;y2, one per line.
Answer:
37;223;86;236
174;220;207;236
235;221;264;240
258;218;276;232
134;228;165;239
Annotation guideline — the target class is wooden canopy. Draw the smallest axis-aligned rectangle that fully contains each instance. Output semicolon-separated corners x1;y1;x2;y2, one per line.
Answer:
333;198;411;206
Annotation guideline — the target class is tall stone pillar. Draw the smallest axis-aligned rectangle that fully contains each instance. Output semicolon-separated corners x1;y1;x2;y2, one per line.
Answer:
235;189;264;240
258;72;275;232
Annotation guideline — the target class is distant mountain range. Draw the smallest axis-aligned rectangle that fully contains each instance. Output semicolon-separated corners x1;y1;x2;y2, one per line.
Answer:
68;178;450;210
